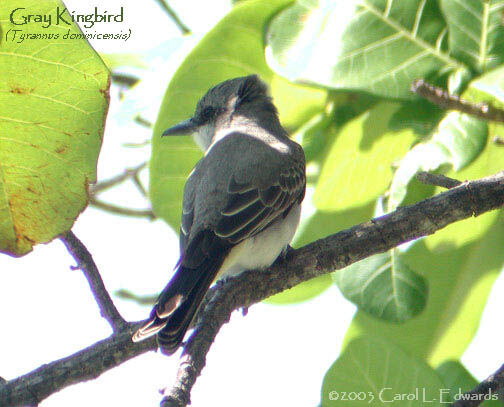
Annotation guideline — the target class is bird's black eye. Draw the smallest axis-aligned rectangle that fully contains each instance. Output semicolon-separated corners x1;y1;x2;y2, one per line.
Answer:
199;106;215;123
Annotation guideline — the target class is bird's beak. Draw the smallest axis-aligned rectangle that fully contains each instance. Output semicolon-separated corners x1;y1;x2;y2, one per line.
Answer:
162;118;196;137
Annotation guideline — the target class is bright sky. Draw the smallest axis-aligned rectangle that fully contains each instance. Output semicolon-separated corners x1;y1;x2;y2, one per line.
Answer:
1;1;503;406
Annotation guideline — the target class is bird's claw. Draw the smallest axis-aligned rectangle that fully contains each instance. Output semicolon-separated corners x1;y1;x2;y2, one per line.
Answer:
274;244;294;266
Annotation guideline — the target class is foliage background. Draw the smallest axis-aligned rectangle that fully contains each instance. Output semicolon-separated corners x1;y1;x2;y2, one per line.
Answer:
1;0;504;406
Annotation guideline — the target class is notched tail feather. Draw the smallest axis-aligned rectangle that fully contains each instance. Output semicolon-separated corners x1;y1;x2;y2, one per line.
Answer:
132;316;167;342
156;258;223;355
132;294;184;342
131;242;228;355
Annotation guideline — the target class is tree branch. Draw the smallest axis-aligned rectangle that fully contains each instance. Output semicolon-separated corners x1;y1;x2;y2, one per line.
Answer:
416;171;462;189
412;79;504;122
1;171;504;407
161;171;504;406
450;364;504;407
0;322;156;407
60;231;127;332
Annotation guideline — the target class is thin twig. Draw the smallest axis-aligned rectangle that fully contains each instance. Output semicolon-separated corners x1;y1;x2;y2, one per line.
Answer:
115;289;157;305
88;162;155;219
153;0;191;35
416;171;462;189
412;79;504;122
60;231;127;332
134;116;153;129
90;162;147;194
89;197;156;219
133;173;148;197
123;138;152;148
111;73;140;88
450;364;504;407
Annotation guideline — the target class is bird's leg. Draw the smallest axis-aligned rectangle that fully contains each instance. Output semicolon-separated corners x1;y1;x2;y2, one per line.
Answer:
274;244;294;266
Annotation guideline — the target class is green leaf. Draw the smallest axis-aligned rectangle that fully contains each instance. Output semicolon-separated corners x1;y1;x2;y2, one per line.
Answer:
436;361;477;402
388;99;444;135
436;361;501;406
297;203;376;248
321;336;445;406
463;64;504;109
0;1;109;256
313;103;416;211
266;0;466;98
270;74;327;131
295;111;334;163
335;250;427;322
100;53;148;70
447;67;473;94
439;0;504;72
389;112;487;209
297;92;380;174
266;274;332;304
344;213;504;367
433;113;488;170
150;0;324;229
332;93;380;128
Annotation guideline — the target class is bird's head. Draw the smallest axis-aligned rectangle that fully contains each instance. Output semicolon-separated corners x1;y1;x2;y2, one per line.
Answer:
162;75;279;151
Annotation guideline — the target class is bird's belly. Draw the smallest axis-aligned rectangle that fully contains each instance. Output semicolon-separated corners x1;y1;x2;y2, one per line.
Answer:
218;204;301;279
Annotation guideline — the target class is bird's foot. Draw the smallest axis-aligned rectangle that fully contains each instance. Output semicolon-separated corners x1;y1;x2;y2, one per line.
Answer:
274;244;295;266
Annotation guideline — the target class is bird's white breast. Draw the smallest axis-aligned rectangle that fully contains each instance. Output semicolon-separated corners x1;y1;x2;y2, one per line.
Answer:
217;203;301;279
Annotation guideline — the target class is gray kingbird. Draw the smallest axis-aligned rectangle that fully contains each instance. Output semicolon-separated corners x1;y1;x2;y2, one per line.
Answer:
132;75;306;355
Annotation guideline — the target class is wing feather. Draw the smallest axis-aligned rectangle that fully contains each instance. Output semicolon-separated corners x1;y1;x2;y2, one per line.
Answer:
216;163;305;244
222;189;260;216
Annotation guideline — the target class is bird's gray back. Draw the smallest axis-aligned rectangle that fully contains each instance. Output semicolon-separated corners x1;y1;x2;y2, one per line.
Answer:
181;131;304;250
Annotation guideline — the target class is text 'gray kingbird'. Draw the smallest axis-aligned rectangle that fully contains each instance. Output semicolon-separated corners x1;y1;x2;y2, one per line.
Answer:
132;75;306;355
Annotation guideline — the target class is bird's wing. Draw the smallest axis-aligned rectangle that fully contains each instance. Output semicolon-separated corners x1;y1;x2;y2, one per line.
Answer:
182;132;306;247
179;163;200;253
215;154;305;244
192;132;306;247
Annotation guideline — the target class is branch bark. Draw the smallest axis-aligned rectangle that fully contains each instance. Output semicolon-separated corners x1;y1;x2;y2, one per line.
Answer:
1;171;503;407
160;171;504;406
416;171;462;189
412;79;504;122
60;231;127;332
450;364;504;407
0;323;156;407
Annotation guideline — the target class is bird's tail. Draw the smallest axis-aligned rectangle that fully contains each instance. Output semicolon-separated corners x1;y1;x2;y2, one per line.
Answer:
132;257;224;355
